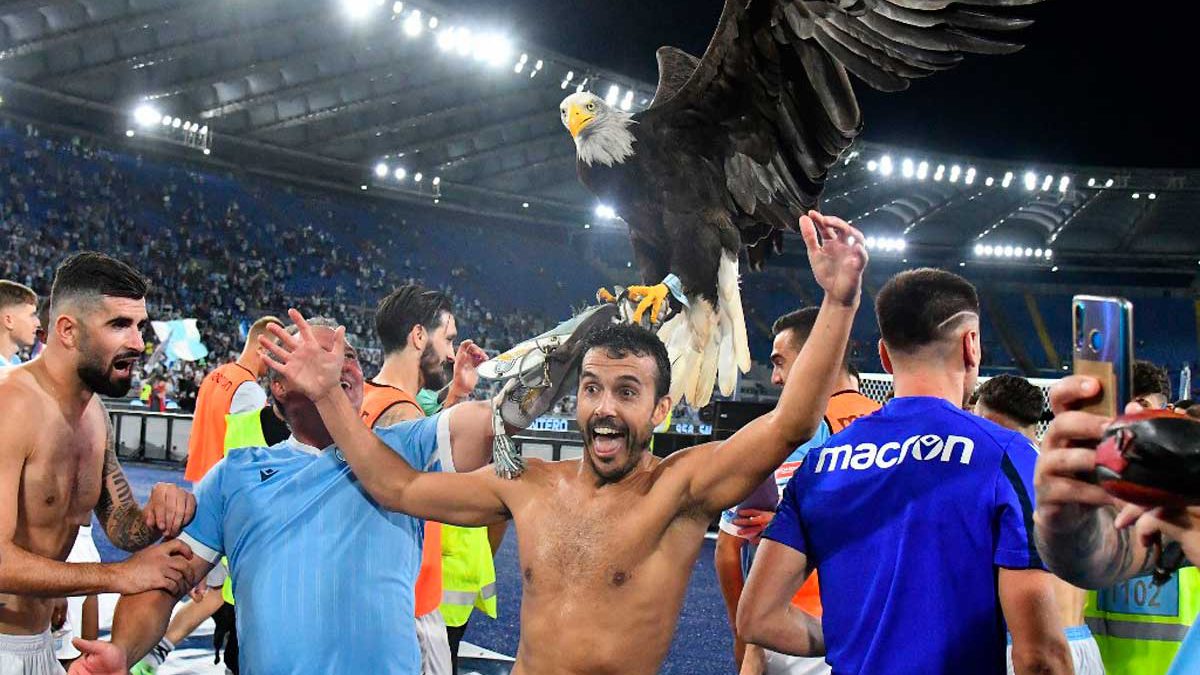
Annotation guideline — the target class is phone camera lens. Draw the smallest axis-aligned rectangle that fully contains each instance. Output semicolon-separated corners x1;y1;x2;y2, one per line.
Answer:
1089;329;1103;353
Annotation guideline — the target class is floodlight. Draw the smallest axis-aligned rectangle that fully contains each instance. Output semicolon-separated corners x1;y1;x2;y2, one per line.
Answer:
595;204;616;220
395;168;407;180
133;104;160;127
879;155;893;176
403;11;422;36
375;163;388;178
605;86;619;106
901;158;914;178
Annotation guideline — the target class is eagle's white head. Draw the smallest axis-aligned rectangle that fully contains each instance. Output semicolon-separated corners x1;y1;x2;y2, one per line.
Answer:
559;92;636;168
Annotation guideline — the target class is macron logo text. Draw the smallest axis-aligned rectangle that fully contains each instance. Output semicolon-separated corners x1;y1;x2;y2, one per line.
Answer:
814;434;975;473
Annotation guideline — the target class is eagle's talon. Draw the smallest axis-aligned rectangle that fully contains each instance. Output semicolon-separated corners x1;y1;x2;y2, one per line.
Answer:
627;284;670;325
596;287;619;304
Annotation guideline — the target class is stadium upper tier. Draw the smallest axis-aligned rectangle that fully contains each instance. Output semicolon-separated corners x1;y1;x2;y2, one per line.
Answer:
0;0;1196;278
1;123;1196;391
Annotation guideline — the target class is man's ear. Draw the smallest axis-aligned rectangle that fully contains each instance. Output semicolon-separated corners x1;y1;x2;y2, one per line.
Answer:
962;329;981;371
652;395;673;428
55;313;79;349
409;323;427;352
878;339;894;375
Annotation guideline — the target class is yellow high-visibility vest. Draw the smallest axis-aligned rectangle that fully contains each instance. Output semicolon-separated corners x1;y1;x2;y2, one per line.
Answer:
440;525;497;627
1085;567;1200;675
216;409;271;605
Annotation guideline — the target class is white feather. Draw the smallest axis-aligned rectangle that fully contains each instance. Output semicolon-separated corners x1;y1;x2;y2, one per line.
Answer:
718;254;752;373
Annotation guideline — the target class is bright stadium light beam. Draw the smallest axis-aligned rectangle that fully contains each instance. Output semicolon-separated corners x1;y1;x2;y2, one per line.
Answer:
1059;176;1070;193
866;160;878;172
1041;174;1054;191
172;117;182;129
949;165;961;183
985;176;994;187
974;244;984;256
595;204;617;220
965;167;976;185
934;164;945;182
901;158;914;179
1002;171;1014;188
133;104;160;127
374;162;388;178
1105;178;1114;188
1024;171;1037;191
403;10;423;36
394;167;407;181
161;115;173;126
605;85;620;106
436;27;455;51
343;0;373;20
621;90;634;111
916;161;929;180
879;155;893;177
413;172;423;182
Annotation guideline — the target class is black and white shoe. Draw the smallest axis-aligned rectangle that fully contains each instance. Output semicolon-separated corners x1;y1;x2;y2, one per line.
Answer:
480;304;620;428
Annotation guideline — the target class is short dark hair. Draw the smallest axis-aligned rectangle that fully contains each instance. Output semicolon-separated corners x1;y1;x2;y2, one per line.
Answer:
876;268;979;353
772;306;850;372
49;252;147;313
579;323;671;400
975;375;1043;427
1133;360;1170;400
375;285;453;355
0;280;36;310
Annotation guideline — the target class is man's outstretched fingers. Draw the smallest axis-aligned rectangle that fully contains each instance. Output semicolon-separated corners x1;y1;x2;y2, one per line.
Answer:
258;335;293;364
288;308;317;340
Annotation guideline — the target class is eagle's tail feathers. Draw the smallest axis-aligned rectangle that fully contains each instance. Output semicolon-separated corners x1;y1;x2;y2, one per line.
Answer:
718;253;753;373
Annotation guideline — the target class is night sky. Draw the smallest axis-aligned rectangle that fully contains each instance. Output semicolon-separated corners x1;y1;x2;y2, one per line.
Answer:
437;1;1195;168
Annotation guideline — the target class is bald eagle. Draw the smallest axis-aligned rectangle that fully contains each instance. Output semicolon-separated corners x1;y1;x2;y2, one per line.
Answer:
559;0;1040;408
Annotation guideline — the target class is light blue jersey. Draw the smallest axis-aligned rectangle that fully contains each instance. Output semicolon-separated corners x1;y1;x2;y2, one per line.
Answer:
180;411;454;675
1169;622;1200;675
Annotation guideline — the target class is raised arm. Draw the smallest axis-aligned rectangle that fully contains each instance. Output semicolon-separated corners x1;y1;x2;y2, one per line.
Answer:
736;540;824;657
261;312;511;526
0;394;195;597
686;212;866;514
1033;377;1159;588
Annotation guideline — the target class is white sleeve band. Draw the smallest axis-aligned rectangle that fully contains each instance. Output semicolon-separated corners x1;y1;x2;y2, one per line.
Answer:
178;532;222;564
229;381;267;415
436;407;456;474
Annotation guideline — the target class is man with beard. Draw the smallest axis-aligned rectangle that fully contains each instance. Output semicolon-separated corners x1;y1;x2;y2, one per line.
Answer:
252;211;868;674
0;252;199;674
361;284;485;674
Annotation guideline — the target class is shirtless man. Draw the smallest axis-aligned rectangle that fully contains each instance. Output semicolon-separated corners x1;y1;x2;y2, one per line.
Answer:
264;211;866;673
0;252;199;673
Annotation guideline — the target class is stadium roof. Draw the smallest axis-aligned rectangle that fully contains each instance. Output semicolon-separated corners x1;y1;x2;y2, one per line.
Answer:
0;0;1196;276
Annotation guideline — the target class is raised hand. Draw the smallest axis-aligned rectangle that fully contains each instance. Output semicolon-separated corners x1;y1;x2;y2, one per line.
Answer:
143;482;196;538
1033;376;1115;531
111;539;196;596
68;639;126;675
260;308;346;403
448;339;487;402
800;210;868;308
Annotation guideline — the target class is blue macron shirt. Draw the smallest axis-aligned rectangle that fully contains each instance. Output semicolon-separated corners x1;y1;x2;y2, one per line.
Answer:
180;412;454;675
764;396;1043;675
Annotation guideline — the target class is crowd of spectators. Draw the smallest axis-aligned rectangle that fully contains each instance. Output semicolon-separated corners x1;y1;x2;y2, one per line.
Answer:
0;122;554;409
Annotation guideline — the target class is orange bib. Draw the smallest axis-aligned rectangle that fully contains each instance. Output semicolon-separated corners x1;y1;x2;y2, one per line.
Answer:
361;381;443;618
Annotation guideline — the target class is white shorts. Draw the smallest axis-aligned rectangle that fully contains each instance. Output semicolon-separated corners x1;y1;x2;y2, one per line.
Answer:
764;650;831;675
415;609;452;675
54;526;101;661
0;631;66;675
1006;625;1104;675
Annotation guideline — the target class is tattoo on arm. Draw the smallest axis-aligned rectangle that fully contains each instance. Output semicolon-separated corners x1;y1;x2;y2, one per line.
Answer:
1036;504;1157;588
94;419;158;552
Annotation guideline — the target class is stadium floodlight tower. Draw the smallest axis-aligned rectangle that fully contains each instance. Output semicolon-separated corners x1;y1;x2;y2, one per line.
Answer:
128;103;211;155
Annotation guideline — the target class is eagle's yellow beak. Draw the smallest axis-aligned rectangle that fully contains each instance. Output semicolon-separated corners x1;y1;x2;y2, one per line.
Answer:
567;104;595;138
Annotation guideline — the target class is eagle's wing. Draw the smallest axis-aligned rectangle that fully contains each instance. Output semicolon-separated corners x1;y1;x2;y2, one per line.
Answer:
640;0;1040;249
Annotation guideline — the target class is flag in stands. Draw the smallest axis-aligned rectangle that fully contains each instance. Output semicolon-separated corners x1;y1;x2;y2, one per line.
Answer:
151;319;209;364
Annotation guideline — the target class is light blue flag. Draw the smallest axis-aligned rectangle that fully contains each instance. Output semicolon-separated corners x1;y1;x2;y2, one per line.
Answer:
151;319;209;364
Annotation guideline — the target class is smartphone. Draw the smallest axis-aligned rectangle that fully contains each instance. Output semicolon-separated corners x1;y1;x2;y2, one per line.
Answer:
1072;295;1134;417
